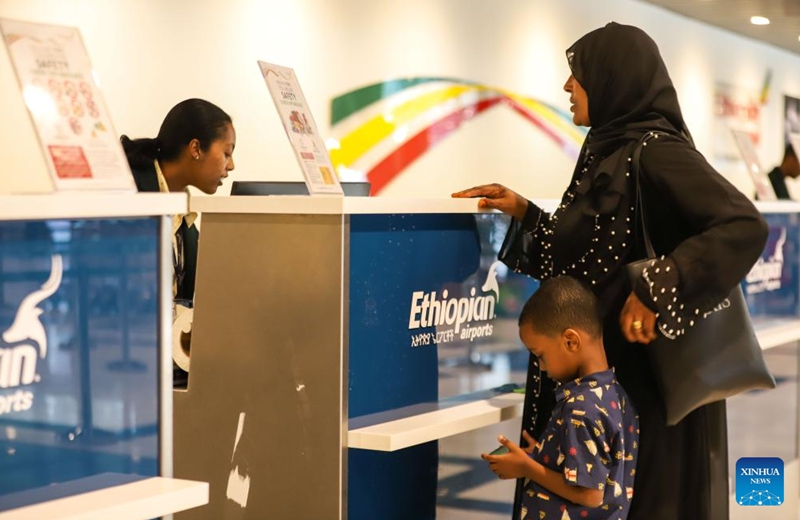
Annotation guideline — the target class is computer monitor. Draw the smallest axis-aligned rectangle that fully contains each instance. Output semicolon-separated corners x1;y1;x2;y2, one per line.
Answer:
230;181;371;197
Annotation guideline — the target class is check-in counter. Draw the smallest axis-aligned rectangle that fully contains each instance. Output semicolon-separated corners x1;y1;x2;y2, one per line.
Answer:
174;196;800;520
174;196;542;519
0;193;208;519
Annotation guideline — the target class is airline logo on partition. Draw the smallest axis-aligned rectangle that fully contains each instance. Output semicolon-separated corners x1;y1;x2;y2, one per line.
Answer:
736;457;784;506
746;227;786;295
407;261;501;347
0;255;62;415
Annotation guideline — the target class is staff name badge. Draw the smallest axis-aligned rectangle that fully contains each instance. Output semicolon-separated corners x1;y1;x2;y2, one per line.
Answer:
731;128;776;201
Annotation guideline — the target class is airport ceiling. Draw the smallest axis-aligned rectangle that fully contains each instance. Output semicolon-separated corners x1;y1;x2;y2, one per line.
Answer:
637;0;800;56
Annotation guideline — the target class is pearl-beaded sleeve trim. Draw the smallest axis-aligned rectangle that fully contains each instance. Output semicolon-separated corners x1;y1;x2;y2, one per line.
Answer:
521;201;544;235
634;256;705;340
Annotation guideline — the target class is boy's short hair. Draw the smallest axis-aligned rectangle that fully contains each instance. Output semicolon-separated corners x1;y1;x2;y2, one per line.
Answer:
786;143;797;160
518;276;603;338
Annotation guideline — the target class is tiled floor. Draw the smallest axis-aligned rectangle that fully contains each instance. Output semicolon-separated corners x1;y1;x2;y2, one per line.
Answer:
435;342;800;520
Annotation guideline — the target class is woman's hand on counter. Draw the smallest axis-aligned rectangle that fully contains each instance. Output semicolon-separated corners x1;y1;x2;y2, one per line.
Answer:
452;184;529;220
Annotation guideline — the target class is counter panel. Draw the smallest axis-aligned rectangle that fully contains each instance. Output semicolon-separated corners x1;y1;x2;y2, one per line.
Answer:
347;213;537;519
0;218;161;503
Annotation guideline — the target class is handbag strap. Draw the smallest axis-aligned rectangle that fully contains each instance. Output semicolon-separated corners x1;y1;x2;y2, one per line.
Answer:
630;131;667;259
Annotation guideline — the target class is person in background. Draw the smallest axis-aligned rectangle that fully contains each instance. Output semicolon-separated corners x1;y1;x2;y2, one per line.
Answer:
767;144;800;200
121;98;236;386
483;276;638;520
454;22;767;519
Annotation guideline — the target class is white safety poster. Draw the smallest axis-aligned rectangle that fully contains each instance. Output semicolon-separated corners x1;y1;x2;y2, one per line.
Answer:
258;61;343;196
0;19;134;191
731;128;776;201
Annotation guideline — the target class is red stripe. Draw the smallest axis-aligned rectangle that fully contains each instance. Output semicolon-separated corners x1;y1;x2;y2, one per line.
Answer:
367;97;503;194
504;98;569;151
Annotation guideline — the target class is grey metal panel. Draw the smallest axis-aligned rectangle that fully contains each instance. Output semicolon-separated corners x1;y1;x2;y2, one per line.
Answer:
174;212;346;520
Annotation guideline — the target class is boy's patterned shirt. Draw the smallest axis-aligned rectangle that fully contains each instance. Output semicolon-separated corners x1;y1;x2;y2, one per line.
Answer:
521;369;639;520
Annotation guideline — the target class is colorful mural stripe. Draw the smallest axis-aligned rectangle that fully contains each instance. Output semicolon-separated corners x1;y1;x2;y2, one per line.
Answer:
329;78;587;194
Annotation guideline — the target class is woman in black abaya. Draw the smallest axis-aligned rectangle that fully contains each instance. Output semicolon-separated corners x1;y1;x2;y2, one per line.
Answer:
454;22;767;519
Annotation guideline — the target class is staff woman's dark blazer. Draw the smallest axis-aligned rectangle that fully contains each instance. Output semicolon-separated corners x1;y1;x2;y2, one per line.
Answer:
130;164;198;302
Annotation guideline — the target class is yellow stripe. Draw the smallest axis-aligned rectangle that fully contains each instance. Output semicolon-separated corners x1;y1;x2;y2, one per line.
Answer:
509;94;585;143
330;82;585;170
330;85;479;168
490;85;583;142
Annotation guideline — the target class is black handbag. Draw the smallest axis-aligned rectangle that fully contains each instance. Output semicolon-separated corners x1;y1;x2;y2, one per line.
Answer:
626;132;775;426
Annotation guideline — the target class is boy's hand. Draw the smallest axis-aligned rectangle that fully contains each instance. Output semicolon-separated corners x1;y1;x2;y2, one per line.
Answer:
481;435;534;480
521;430;539;454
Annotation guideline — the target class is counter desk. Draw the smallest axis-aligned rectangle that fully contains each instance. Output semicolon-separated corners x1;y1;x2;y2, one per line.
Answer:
175;196;800;520
0;193;208;520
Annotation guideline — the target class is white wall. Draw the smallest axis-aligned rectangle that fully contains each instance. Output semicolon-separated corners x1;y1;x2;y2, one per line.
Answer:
1;0;800;199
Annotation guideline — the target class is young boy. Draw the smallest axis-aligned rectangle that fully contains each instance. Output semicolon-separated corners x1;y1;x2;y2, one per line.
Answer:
483;276;639;520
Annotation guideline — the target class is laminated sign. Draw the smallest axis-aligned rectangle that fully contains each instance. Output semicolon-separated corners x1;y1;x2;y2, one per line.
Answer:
0;19;134;191
258;61;343;196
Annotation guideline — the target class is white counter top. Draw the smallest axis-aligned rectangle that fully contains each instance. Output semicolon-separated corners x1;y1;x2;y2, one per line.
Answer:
756;318;800;350
191;195;483;215
191;195;560;215
0;193;187;221
189;194;799;217
348;390;524;452
0;476;207;520
753;201;800;213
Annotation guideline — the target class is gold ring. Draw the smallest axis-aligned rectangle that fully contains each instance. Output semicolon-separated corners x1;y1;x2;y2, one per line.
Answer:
632;320;643;330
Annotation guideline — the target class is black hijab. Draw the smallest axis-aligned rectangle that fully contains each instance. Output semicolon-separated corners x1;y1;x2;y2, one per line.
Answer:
567;22;690;157
563;22;692;219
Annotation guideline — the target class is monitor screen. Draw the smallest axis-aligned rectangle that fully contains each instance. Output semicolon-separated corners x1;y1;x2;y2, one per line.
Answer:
230;181;371;197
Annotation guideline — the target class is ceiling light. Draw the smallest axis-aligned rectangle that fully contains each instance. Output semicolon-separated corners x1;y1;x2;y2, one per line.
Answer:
750;16;770;25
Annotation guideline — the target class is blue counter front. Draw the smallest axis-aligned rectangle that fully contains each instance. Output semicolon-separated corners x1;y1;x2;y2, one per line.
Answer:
0;193;207;518
348;212;538;519
0;218;161;498
744;211;800;321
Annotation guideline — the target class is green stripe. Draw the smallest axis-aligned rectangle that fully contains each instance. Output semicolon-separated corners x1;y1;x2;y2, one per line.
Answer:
330;77;476;125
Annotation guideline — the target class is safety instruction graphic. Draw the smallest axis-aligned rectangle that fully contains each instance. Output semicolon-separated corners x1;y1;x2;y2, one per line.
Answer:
258;61;342;196
0;19;134;190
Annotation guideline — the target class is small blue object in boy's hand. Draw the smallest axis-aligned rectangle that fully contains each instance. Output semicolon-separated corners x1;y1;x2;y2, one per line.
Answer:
494;383;524;393
490;445;510;456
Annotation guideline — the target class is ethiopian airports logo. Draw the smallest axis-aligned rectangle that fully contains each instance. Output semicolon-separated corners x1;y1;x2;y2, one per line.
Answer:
407;261;501;348
736;457;784;506
745;227;786;295
0;255;62;415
